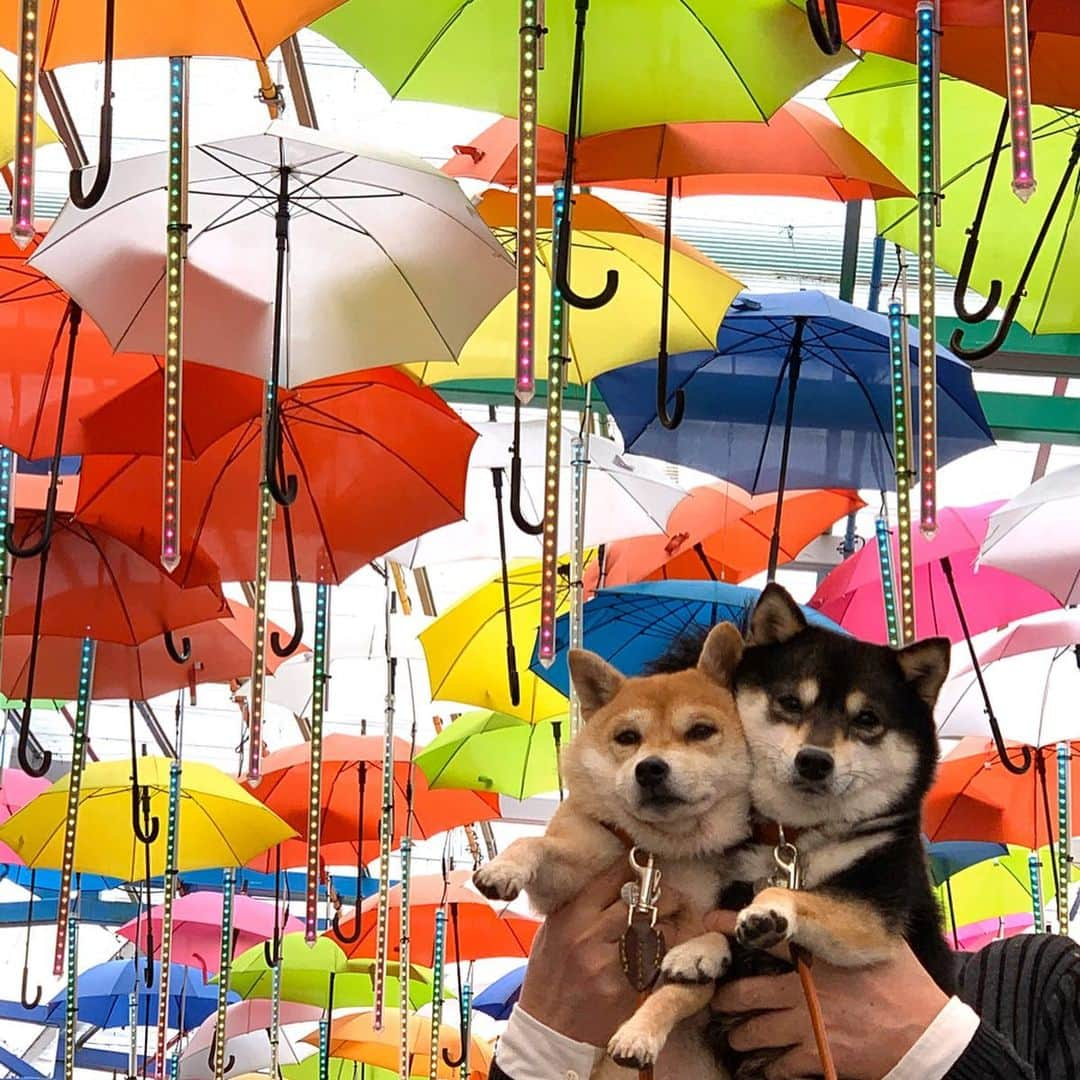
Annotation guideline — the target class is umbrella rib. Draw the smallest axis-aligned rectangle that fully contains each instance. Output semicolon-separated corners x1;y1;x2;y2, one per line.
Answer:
232;0;270;59
384;4;472;99
278;423;343;584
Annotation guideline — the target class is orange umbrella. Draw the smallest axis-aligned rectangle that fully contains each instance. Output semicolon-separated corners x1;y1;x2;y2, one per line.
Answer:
585;484;864;591
329;870;540;964
924;738;1080;849
443;103;911;200
1;602;297;702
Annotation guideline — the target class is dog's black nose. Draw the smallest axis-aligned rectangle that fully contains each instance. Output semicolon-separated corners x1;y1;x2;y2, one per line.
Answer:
794;747;834;782
635;757;670;788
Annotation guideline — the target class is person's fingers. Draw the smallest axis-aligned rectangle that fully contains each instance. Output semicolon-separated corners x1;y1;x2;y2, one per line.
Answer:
712;973;802;1014
726;1008;805;1054
577;858;636;908
704;909;737;936
763;1045;819;1080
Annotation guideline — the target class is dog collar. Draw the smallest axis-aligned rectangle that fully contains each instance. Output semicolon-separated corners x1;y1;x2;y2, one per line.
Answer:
751;819;805;846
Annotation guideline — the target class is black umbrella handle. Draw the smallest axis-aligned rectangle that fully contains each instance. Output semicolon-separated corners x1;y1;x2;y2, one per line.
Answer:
68;0;115;209
655;179;685;430
270;505;304;657
163;632;191;664
492;470;523;707
806;0;844;55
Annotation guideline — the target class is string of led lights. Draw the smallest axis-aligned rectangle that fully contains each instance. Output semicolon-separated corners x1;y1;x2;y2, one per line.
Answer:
915;0;940;538
887;300;916;644
458;979;472;1080
398;834;413;1080
12;0;38;248
154;752;183;1077
63;894;77;1080
1004;0;1035;201
128;992;138;1080
427;908;446;1080
318;978;331;1080
54;637;95;977
1029;851;1044;933
537;182;569;669
568;396;591;731
212;867;236;1080
161;56;189;573
1058;742;1072;935
373;577;396;1031
306;578;330;943
269;961;283;1079
874;514;901;649
0;447;12;678
246;480;274;782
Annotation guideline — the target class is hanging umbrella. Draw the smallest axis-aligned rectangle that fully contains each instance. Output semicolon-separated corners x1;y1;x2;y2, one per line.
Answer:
0;771;51;865
414;712;562;802
418;557;579;723
2;603;300;702
955;912;1035;952
118;892;304;975
329;870;540;963
43;959;233;1029
472;965;525;1022
0;756;296;880
979;463;1080;605
937;609;1080;747
925;839;1009;888
530;580;841;698
388;419;685;568
584;483;864;590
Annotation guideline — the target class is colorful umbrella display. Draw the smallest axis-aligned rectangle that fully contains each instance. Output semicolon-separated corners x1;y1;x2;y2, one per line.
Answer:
472;964;525;1022
955;913;1035;952
925;839;1009;887
0;771;51;865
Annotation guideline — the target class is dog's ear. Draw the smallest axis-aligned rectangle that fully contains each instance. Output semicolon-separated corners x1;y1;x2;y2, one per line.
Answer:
697;622;743;688
896;637;951;707
569;649;624;718
748;584;807;646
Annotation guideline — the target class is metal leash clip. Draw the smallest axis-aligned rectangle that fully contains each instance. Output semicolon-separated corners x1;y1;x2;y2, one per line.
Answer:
771;825;802;892
619;847;665;995
621;846;663;926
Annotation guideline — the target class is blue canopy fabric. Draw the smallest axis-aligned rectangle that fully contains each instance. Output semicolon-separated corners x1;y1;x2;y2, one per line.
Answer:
530;580;843;697
925;840;1009;887
596;290;993;493
473;964;526;1021
45;959;233;1030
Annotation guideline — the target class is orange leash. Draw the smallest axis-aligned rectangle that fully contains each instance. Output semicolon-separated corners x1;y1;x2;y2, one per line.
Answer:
793;946;838;1080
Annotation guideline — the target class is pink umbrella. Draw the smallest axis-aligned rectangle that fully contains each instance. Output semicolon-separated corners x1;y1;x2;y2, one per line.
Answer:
0;771;51;865
117;892;302;975
811;502;1059;645
954;913;1033;953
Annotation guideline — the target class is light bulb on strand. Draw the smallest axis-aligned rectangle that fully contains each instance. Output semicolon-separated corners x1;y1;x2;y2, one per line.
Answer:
247;475;275;783
1028;851;1044;933
428;909;446;1080
305;576;330;943
874;515;901;649
212;868;236;1080
373;581;396;1031
12;0;39;249
63;900;78;1080
1056;742;1071;935
154;755;182;1078
458;980;472;1080
1004;0;1036;201
398;835;413;1080
888;301;917;643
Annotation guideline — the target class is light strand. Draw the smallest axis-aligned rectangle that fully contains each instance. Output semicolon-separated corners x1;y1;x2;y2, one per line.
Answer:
154;755;182;1077
167;1053;180;1080
247;478;274;783
916;1;939;538
427;909;446;1080
398;835;413;1080
1028;851;1044;933
269;961;282;1079
568;404;590;732
515;0;541;402
63;893;77;1080
0;447;13;684
887;301;916;644
306;578;329;942
373;579;396;1031
128;991;138;1080
12;0;38;248
1004;0;1035;201
874;515;900;649
212;867;235;1080
318;1008;330;1080
1057;742;1072;935
53;637;94;976
162;56;189;573
538;182;569;667
458;980;472;1080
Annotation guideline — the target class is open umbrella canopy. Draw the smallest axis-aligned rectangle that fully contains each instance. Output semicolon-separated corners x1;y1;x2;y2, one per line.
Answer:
596;290;993;491
925;839;1009;887
0;771;51;865
531;580;842;697
407;190;743;387
955;913;1035;952
75;370;479;587
316;0;847;131
444;104;910;200
29;130;513;380
0;756;296;879
472;964;525;1022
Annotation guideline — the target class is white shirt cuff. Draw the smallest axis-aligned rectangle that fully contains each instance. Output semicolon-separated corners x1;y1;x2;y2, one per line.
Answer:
883;995;981;1080
494;1004;604;1080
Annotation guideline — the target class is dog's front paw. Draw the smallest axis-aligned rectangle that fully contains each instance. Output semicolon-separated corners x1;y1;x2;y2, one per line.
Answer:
608;1016;664;1070
735;891;796;951
472;859;528;902
661;933;731;984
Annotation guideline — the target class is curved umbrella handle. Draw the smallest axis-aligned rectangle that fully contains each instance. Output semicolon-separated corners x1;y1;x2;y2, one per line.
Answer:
163;631;191;664
330;906;362;944
953;237;1004;325
68;0;116;209
553;224;619;311
19;967;41;1010
16;705;51;778
208;1028;236;1076
806;0;844;55
655;355;685;431
20;869;41;1009
990;729;1034;776
949;292;1021;361
270;576;304;658
508;447;543;536
5;503;55;560
131;784;161;845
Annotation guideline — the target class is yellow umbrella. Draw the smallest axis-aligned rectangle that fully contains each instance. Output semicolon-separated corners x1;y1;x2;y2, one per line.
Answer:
406;190;743;386
0;756;296;879
301;1008;493;1079
0;71;57;170
419;557;581;723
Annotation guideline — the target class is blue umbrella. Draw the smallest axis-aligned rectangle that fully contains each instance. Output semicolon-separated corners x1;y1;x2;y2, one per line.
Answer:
596;290;993;575
0;865;120;893
473;964;526;1021
529;581;842;697
925;840;1009;888
45;959;232;1030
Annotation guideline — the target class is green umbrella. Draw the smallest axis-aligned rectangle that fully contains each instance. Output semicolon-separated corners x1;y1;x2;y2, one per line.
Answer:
283;1056;395;1080
315;0;848;131
829;55;1080;343
414;711;561;801
0;694;66;710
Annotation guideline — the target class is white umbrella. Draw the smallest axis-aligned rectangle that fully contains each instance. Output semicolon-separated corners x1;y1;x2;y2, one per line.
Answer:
29;126;514;382
937;609;1080;747
387;419;687;568
980;464;1080;605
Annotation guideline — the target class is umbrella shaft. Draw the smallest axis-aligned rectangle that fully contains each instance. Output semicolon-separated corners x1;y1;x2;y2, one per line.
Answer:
766;321;805;580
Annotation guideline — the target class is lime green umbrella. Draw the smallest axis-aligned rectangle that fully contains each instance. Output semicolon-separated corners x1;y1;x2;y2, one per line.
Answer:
315;0;848;130
414;711;562;801
829;55;1080;339
284;1057;394;1080
0;694;65;710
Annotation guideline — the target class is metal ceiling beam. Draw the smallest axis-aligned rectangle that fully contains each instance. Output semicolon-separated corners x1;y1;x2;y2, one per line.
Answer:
280;36;318;128
37;71;88;169
133;700;176;758
979;391;1080;447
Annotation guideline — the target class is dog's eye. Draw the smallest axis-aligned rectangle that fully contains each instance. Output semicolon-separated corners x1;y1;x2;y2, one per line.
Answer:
686;723;717;742
613;729;641;747
776;693;802;712
851;709;881;731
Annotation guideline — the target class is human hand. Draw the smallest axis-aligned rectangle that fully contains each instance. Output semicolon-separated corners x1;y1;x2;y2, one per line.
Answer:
517;860;692;1047
705;910;949;1080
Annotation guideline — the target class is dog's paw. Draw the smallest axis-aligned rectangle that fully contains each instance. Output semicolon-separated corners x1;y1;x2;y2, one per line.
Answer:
472;860;528;902
661;934;731;984
735;892;796;951
607;1017;664;1070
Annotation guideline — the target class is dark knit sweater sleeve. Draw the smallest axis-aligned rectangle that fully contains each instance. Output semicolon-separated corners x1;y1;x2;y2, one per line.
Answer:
947;933;1080;1080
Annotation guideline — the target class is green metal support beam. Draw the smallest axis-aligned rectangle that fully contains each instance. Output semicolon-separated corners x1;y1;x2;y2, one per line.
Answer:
979;392;1080;447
